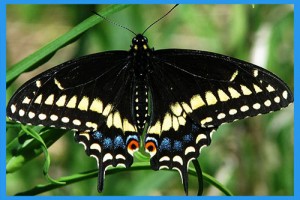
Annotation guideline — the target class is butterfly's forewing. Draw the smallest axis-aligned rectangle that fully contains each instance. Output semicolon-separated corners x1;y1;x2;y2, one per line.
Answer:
152;49;293;128
7;51;141;192
7;51;130;130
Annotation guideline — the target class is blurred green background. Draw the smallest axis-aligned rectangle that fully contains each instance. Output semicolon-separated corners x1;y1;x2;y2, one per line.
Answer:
6;4;294;196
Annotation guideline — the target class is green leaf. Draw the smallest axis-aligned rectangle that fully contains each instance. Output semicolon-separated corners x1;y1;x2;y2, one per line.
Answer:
15;163;151;195
6;125;68;173
20;125;65;185
14;161;232;196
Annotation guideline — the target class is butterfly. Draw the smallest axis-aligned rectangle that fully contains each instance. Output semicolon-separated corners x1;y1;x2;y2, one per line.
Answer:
6;5;293;195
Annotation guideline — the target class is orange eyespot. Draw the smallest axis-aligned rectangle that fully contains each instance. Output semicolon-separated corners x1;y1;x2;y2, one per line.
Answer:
145;141;155;152
145;141;157;158
127;140;139;155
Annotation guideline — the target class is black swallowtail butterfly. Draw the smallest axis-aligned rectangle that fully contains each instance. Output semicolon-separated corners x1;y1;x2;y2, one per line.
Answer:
7;5;293;195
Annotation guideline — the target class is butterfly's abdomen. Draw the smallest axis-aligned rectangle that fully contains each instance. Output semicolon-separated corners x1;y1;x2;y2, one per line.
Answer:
133;74;149;133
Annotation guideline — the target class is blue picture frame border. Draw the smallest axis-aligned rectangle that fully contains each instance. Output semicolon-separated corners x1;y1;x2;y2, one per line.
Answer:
1;0;297;199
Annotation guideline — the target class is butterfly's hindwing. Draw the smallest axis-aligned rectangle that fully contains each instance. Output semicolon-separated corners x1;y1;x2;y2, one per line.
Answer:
145;66;213;193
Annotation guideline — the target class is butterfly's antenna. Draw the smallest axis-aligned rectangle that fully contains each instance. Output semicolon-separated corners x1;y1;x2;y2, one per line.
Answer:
142;4;179;35
92;11;137;36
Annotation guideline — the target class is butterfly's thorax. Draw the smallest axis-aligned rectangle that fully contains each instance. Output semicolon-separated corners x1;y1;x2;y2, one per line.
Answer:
130;34;152;133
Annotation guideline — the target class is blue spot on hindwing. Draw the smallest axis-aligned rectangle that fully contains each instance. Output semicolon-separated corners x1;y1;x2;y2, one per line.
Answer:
183;134;193;143
159;138;171;151
114;136;126;149
191;123;200;132
92;131;103;140
173;140;183;151
103;137;113;149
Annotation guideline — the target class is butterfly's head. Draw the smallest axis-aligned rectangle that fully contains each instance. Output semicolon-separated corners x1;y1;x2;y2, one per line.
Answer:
131;34;150;51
